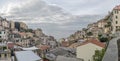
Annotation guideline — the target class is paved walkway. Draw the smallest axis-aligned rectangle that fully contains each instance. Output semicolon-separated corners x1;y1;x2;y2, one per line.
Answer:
102;37;120;61
0;58;12;61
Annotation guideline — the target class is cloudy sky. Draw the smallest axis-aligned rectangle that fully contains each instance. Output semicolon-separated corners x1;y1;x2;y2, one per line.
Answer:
0;0;120;39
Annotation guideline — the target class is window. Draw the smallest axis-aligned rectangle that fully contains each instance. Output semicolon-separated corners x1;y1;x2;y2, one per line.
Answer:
115;10;116;13
0;36;1;38
5;54;7;58
0;54;1;58
116;16;118;19
16;40;19;42
116;21;118;24
117;10;119;14
0;32;1;34
115;10;119;14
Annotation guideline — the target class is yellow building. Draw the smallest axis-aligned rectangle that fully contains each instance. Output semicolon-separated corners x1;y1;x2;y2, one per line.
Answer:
34;29;44;37
26;32;34;38
20;22;28;30
10;21;15;29
0;44;11;60
76;40;105;61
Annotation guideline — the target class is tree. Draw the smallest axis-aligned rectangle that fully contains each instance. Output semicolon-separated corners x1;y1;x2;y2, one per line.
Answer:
25;29;33;32
99;37;108;42
93;49;105;61
87;32;93;36
98;34;102;38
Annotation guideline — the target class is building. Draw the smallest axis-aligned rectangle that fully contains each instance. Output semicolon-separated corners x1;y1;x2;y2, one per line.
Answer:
10;21;15;29
10;33;30;47
19;32;27;39
87;23;98;29
1;19;9;28
9;33;21;45
45;47;76;61
97;19;107;28
0;20;2;26
48;40;57;49
34;28;44;37
110;5;120;33
37;45;50;57
61;41;70;47
0;43;11;61
0;30;8;40
15;22;28;31
0;26;4;32
19;22;28;30
26;32;34;38
76;40;105;61
9;32;31;47
56;56;83;61
15;22;20;31
69;40;85;48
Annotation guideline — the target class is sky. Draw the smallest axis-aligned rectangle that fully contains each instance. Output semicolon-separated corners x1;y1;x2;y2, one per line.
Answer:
0;0;120;39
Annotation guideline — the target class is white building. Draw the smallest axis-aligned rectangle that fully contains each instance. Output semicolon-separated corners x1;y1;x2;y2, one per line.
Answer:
111;5;120;33
1;20;9;28
0;30;8;40
76;40;105;61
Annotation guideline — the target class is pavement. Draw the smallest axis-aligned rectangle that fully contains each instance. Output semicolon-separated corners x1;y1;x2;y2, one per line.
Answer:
102;37;120;61
0;58;12;61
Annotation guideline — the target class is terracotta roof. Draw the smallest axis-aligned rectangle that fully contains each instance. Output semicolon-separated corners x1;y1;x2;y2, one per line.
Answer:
113;5;120;10
79;39;105;48
61;41;69;47
19;32;26;36
69;43;81;48
37;45;50;51
7;43;14;49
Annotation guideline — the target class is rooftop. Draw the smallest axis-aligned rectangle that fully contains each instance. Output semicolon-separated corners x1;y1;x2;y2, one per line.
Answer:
37;45;50;51
46;47;76;60
15;51;41;61
56;56;83;61
79;39;105;48
113;5;120;10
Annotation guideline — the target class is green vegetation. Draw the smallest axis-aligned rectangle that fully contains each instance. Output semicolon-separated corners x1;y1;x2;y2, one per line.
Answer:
87;32;93;36
25;29;33;32
0;46;7;50
99;37;109;42
98;34;109;42
3;46;7;50
93;49;105;61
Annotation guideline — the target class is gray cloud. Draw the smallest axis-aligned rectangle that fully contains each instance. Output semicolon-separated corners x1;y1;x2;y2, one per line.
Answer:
0;0;106;39
44;0;120;15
